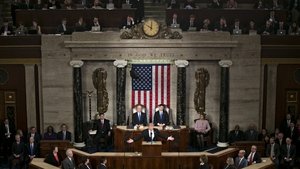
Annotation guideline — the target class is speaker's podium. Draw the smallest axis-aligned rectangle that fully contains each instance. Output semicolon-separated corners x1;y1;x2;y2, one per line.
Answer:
142;141;162;156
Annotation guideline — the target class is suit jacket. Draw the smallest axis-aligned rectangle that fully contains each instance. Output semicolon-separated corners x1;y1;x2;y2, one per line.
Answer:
57;24;70;34
62;157;76;169
98;164;106;169
228;130;244;143
26;143;39;157
27;132;41;144
281;144;296;159
244;130;258;141
247;152;262;164
224;165;237;169
198;163;210;169
153;111;169;126
132;112;147;126
265;143;280;158
57;131;72;141
181;19;200;31
287;127;298;141
133;128;167;142
12;142;25;159
44;153;63;167
0;25;14;35
93;119;111;137
234;157;247;169
0;122;16;140
78;164;92;169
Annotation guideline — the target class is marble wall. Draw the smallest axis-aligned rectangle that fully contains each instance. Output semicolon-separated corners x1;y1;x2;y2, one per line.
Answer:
41;32;261;141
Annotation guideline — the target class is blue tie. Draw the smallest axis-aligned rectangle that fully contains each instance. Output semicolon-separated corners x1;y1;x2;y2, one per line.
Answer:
160;112;163;120
138;112;141;122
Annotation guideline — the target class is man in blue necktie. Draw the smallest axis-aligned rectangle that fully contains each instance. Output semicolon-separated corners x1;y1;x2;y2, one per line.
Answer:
153;104;170;126
132;104;147;126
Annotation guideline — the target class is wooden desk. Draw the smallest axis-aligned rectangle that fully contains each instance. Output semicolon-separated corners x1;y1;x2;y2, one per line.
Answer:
166;9;288;27
15;9;136;34
113;126;189;152
39;140;73;158
29;158;60;169
244;158;275;169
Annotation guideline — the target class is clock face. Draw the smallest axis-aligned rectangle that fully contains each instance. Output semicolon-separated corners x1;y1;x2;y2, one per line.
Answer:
143;19;160;37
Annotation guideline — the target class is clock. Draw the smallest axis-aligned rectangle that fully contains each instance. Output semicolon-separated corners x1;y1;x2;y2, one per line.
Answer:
143;19;160;37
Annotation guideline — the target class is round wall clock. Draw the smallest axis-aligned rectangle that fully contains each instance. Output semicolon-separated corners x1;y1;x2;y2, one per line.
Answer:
143;19;160;37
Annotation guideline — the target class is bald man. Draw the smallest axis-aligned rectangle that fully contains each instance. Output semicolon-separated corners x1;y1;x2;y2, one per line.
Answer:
62;149;76;169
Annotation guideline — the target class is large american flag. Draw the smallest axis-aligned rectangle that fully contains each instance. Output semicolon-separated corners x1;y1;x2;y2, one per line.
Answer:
131;64;171;122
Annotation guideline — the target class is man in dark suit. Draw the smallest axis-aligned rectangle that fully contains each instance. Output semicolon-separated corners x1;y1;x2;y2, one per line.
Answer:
121;16;135;29
228;125;244;144
24;136;39;168
275;132;285;147
280;113;295;136
132;105;147;126
247;145;262;165
287;122;298;142
27;126;41;144
234;150;248;169
127;123;174;143
244;124;259;141
10;134;25;169
57;124;72;141
62;149;76;169
0;21;14;35
57;18;71;34
265;137;280;169
153;104;170;126
181;14;200;31
0;118;15;160
98;157;107;169
93;113;111;150
281;137;296;169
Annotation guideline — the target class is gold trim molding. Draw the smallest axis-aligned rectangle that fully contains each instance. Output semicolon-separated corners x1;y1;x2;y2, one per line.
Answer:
0;58;41;64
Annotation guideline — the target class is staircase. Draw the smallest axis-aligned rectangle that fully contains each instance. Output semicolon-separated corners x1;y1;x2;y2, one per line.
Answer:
0;0;12;24
143;0;166;24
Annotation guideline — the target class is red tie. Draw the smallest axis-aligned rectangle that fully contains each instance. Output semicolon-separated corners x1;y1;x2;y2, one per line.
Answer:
249;153;253;165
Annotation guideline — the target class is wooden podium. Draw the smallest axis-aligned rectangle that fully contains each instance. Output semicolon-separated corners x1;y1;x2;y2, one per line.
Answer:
142;141;162;156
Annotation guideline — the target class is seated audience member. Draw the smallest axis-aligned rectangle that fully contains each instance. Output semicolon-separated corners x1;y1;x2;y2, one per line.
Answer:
288;22;300;35
10;134;25;169
194;113;211;149
281;137;296;169
224;157;237;169
258;128;270;146
265;137;280;169
281;113;295;136
184;0;196;9
267;0;281;9
106;0;115;9
244;124;259;141
169;13;181;27
64;0;74;9
78;156;92;169
47;0;61;9
153;104;170;126
0;21;14;35
28;20;42;34
254;0;265;9
245;20;257;34
74;17;87;32
121;15;135;29
20;0;33;9
57;124;72;141
247;145;262;165
226;0;237;8
230;19;242;34
270;128;280;139
90;17;102;30
182;14;199;31
267;10;278;27
15;22;28;35
44;146;63;167
127;123;174;143
25;136;39;167
93;113;111;150
275;21;288;35
16;129;25;143
228;125;244;144
214;17;228;32
92;0;105;9
57;18;70;34
98;157;107;169
132;104;147;126
209;0;223;8
235;150;248;169
43;125;57;140
260;20;274;35
27;126;41;144
62;149;76;169
199;155;209;169
34;0;44;9
167;0;180;9
287;122;298;143
200;18;212;31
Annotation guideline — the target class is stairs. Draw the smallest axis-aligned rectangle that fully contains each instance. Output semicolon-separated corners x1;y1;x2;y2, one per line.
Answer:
0;0;12;24
144;0;166;24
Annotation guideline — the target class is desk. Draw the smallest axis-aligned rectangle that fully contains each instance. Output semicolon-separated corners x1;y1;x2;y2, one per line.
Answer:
244;158;275;169
15;9;136;34
29;158;60;169
113;126;189;152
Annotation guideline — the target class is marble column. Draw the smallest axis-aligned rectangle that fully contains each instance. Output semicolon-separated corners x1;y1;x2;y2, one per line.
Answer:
70;60;85;148
25;64;37;128
217;60;232;147
175;60;189;125
113;60;128;125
